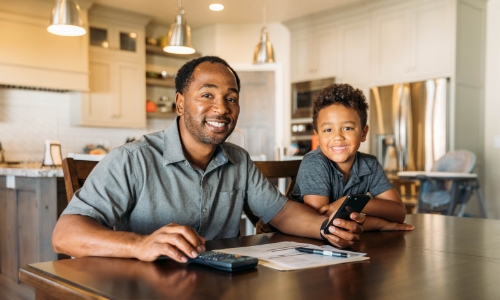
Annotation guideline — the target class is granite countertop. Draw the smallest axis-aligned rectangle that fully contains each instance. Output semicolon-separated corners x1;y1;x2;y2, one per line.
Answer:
0;164;63;177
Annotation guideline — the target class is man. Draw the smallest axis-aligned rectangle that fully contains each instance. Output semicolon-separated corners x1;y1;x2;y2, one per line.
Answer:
52;56;365;263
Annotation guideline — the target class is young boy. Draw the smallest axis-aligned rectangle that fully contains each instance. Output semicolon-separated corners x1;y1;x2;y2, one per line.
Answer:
291;84;413;231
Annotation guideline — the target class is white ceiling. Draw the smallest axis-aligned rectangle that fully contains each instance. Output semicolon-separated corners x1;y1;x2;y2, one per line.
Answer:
93;0;366;29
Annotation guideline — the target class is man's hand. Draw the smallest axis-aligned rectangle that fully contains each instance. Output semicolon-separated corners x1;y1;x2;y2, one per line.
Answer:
322;212;365;248
134;223;206;262
53;215;206;262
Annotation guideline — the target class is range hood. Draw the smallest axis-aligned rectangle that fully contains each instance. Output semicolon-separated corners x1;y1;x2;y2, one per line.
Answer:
0;0;94;92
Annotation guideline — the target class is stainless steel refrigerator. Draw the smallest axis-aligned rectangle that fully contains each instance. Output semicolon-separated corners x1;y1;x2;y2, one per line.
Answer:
369;78;449;172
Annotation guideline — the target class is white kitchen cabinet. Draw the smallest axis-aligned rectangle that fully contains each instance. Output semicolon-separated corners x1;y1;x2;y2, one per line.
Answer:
291;33;313;83
287;0;454;86
337;20;371;85
87;17;145;58
372;9;412;83
372;1;453;84
411;2;453;79
73;57;145;128
291;28;338;83
70;5;150;128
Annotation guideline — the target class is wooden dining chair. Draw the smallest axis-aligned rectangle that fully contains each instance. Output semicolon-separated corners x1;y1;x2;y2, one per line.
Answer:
61;158;99;202
243;160;302;234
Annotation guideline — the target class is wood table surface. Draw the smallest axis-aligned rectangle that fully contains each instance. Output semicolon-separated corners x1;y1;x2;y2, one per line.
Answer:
19;214;500;300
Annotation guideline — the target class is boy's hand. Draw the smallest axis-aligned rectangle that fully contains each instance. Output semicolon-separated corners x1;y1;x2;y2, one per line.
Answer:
322;212;365;248
318;196;347;216
380;222;414;231
318;203;336;216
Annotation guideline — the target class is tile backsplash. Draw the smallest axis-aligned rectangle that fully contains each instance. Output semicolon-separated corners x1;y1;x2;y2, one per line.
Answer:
0;88;174;162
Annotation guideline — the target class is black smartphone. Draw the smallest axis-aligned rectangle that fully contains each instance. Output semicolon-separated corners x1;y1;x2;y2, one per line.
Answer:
324;194;371;234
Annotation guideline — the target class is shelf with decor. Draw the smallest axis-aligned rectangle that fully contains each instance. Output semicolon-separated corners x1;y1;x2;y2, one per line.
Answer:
147;112;177;119
145;43;200;119
146;77;175;88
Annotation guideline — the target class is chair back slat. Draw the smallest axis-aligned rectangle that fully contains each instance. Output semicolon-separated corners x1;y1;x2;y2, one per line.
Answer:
253;160;301;197
245;160;302;232
62;158;99;202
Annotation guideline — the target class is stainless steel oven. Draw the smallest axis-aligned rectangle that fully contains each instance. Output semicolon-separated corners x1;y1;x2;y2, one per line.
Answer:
290;122;315;155
290;77;335;155
291;77;336;119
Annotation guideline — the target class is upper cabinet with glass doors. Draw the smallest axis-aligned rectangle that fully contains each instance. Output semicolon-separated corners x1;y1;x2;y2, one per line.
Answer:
70;4;152;129
89;24;140;54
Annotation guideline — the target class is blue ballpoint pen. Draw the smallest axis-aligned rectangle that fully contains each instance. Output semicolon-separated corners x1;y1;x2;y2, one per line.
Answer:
295;247;350;258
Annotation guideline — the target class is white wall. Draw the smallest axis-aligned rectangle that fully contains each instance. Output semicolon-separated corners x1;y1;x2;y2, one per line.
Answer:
0;88;173;162
484;0;500;218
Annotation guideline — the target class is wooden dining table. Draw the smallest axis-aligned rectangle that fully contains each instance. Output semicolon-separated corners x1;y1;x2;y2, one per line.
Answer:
19;214;500;300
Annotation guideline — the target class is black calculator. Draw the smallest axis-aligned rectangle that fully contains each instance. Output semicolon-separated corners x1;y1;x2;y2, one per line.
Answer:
188;251;258;272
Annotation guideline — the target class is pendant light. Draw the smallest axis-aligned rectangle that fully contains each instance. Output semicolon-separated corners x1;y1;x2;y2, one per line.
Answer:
47;0;86;36
253;0;275;64
163;0;195;55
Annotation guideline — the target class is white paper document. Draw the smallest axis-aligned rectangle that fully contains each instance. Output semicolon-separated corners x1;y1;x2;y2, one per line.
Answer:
218;241;369;271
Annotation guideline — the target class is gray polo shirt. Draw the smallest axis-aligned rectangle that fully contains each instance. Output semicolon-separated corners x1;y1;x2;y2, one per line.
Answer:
62;119;288;240
291;149;393;203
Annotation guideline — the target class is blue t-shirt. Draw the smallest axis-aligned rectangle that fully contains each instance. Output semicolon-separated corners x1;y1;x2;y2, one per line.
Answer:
291;150;393;203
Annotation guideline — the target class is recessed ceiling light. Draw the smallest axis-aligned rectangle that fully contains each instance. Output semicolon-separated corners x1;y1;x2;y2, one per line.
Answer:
209;4;224;11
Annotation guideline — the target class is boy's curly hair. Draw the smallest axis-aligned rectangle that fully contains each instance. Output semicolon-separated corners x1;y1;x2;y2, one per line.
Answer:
175;56;240;94
312;83;368;131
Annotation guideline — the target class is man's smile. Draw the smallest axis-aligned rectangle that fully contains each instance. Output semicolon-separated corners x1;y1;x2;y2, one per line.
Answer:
206;121;226;128
205;117;231;133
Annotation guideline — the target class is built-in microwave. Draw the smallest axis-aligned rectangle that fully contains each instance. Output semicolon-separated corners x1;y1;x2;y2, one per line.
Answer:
290;77;335;155
291;77;336;119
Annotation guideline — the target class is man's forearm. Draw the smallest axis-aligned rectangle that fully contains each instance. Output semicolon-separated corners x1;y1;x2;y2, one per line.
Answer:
269;200;326;239
52;214;141;258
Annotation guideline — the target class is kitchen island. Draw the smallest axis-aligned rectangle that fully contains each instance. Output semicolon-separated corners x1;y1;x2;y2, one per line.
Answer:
0;166;67;300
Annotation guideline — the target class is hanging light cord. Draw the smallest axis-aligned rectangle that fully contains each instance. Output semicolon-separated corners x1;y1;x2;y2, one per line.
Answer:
263;0;267;27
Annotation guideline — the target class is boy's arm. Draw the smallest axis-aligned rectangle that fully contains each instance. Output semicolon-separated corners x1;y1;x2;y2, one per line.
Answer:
270;200;365;249
302;194;413;231
303;195;332;212
299;196;412;232
361;188;406;223
363;215;414;231
317;189;406;223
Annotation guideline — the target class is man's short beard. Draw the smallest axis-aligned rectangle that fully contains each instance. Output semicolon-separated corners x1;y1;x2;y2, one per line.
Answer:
183;110;235;145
